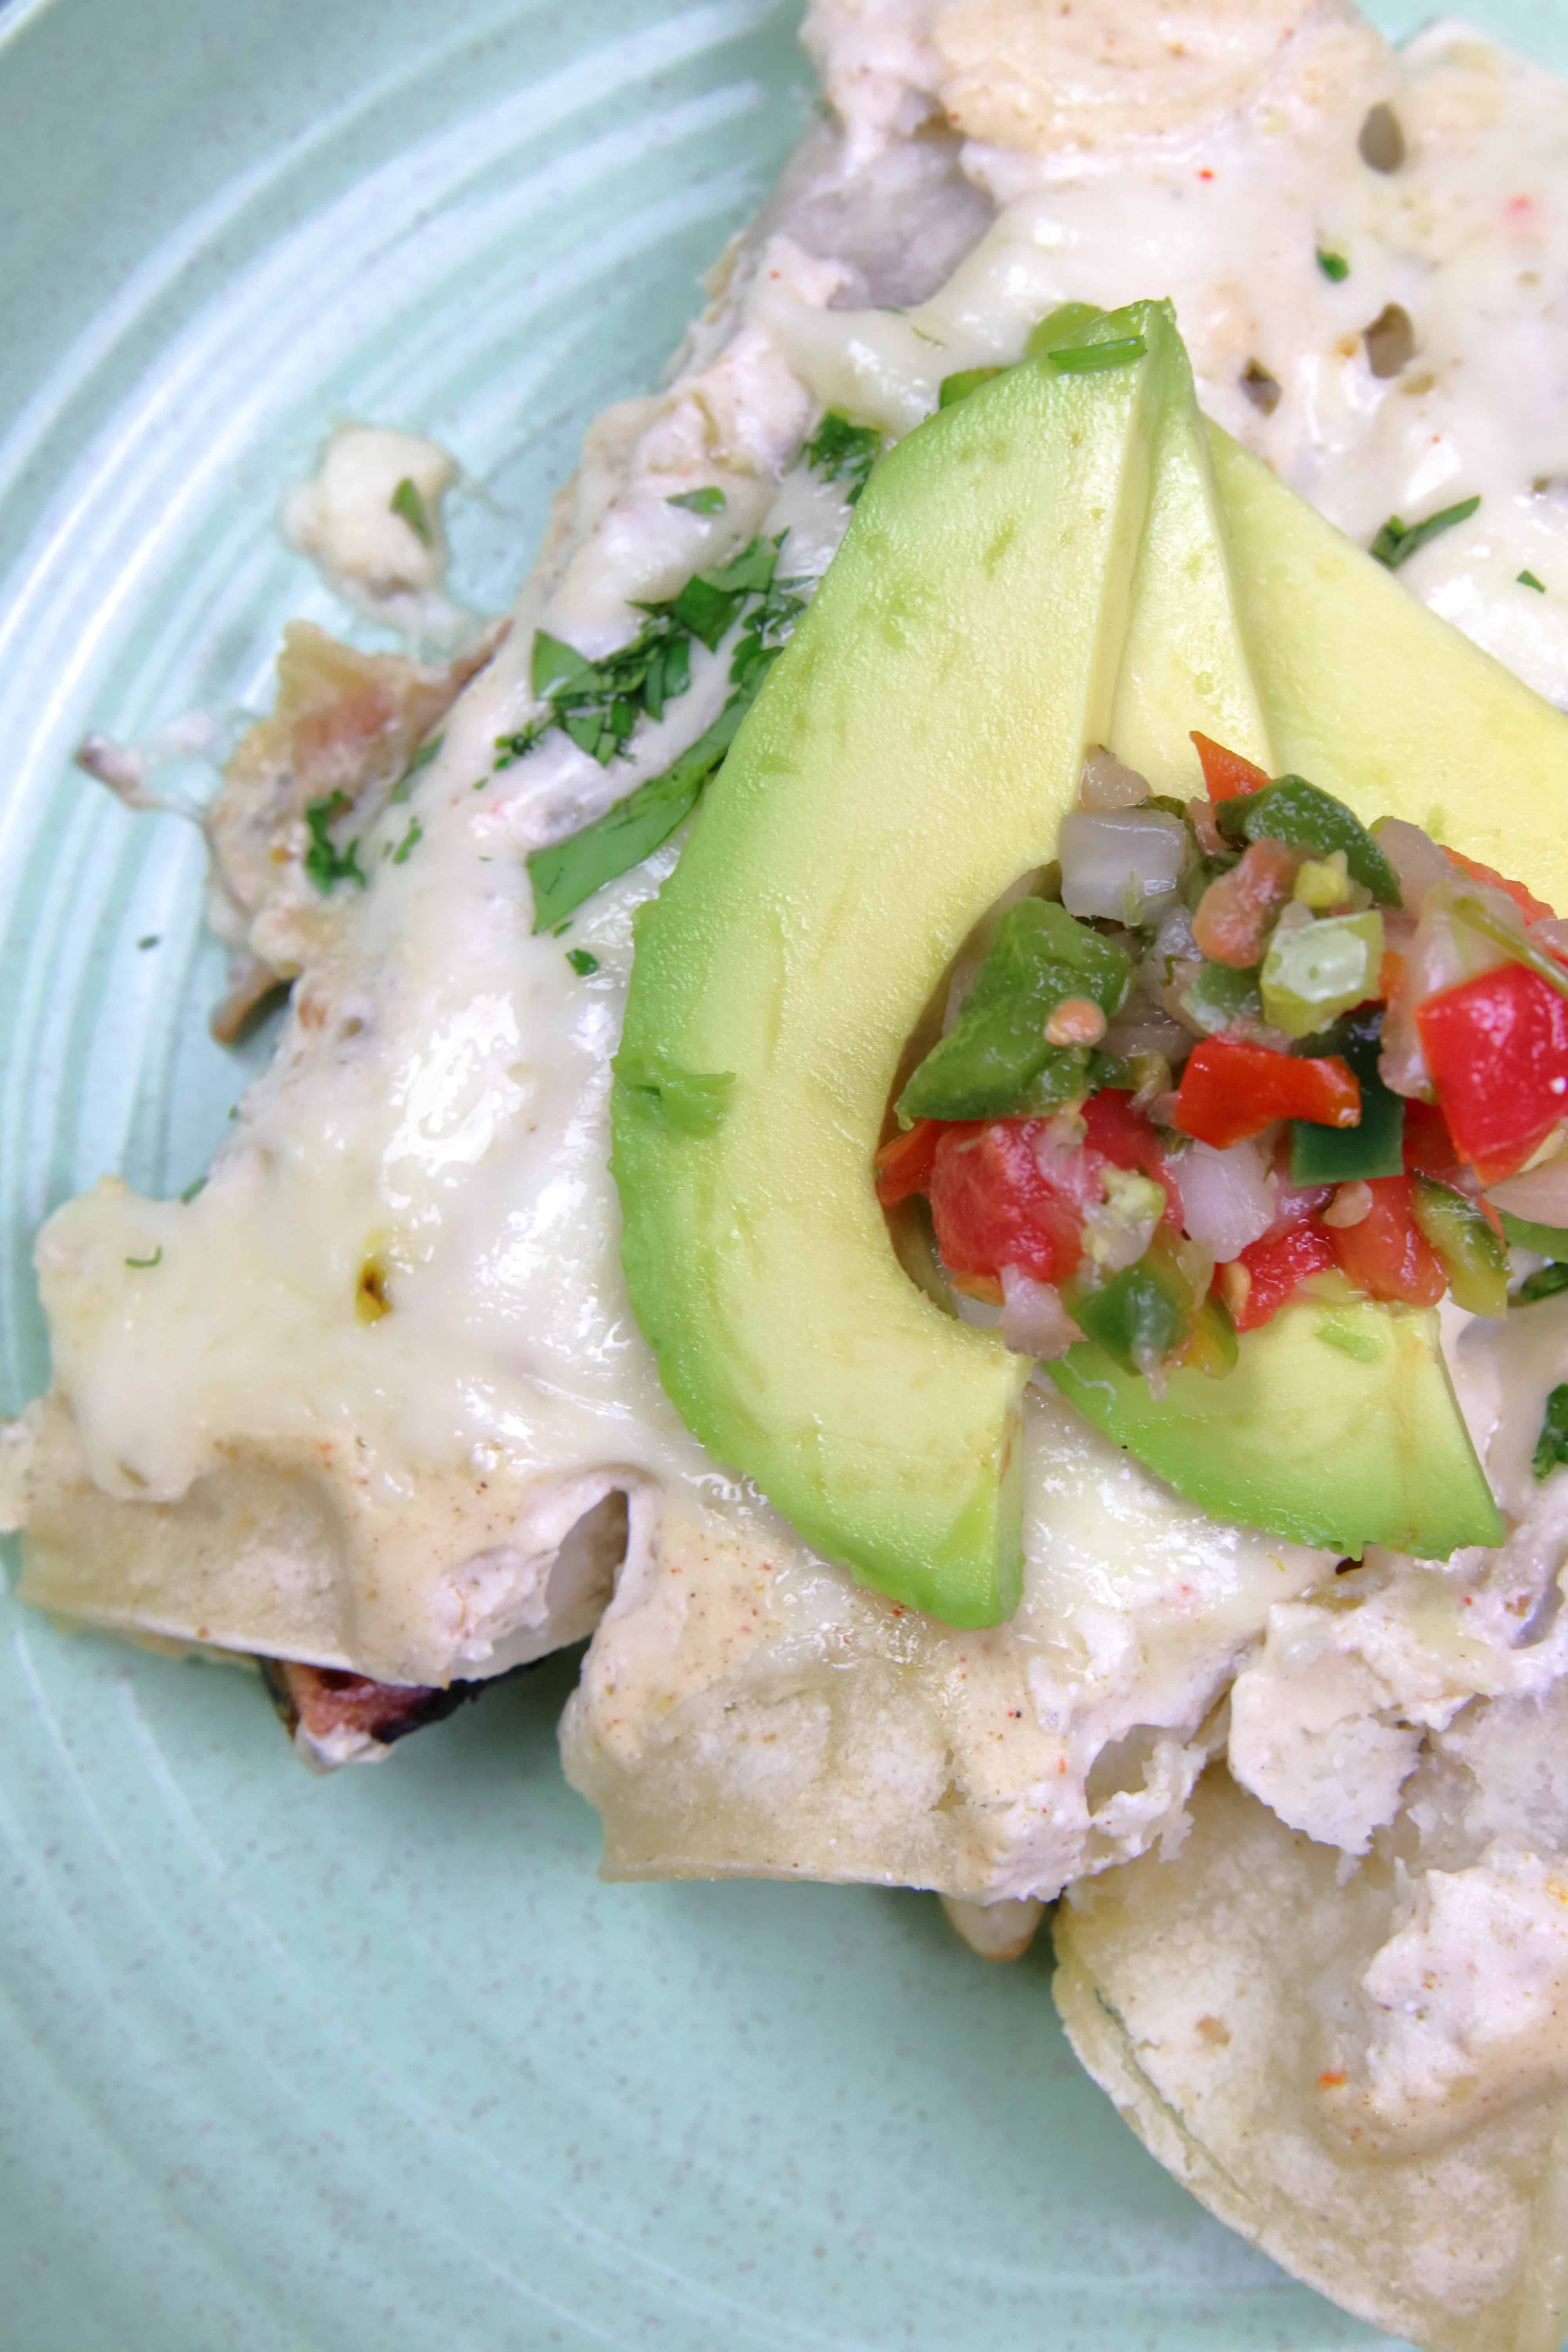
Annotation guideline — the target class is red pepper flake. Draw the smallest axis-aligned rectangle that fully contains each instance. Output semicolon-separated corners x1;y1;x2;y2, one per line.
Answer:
1318;2070;1347;2089
1198;167;1215;181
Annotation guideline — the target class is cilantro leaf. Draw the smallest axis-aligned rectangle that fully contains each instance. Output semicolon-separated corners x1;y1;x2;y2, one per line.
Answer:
389;818;423;865
124;1247;163;1269
526;685;757;933
566;948;599;975
804;412;882;504
1369;496;1480;570
303;792;368;892
1534;1383;1568;1479
390;735;443;802
390;476;434;548
613;1049;734;1136
666;488;726;514
1316;248;1350;281
1520;570;1547;592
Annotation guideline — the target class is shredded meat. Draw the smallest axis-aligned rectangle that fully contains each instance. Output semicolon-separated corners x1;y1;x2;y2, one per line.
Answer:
263;1656;484;1754
204;618;503;1023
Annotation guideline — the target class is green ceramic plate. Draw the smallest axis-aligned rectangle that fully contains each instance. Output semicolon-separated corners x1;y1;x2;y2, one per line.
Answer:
1;2;1560;2345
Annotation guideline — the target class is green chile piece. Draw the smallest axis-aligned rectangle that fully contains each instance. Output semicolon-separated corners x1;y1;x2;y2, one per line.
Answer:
1410;1174;1509;1316
1177;961;1261;1035
898;899;1130;1123
1217;775;1402;905
1289;1008;1405;1183
1071;1254;1189;1377
1261;911;1383;1038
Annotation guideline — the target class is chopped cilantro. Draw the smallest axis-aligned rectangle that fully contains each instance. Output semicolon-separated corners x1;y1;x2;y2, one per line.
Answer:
512;539;808;926
804;411;882;504
1048;335;1147;374
1520;569;1547;592
389;735;443;802
1315;248;1350;282
566;948;599;976
179;1176;207;1204
389;818;423;865
1534;1383;1568;1479
666;488;727;514
124;1247;163;1269
613;1049;733;1136
390;475;434;547
1369;496;1480;569
1514;1262;1568;1306
136;934;160;950
303;792;368;892
527;686;759;933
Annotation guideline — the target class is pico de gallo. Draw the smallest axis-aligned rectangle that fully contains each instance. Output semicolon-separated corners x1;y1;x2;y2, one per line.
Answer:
876;731;1568;1384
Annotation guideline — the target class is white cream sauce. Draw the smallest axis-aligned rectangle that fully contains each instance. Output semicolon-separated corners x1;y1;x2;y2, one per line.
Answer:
7;0;1568;2002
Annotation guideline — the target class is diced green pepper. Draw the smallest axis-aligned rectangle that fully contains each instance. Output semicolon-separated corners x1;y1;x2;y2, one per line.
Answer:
1176;960;1261;1036
1217;775;1402;906
1288;1009;1405;1183
1261;911;1383;1038
898;899;1130;1123
1499;1209;1568;1257
1410;1174;1508;1316
1071;1254;1188;1377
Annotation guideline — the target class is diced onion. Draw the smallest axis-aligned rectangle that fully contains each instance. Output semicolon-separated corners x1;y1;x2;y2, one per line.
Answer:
1373;817;1455;916
1486;1146;1568;1226
1381;881;1520;1097
999;1266;1083;1359
1078;746;1151;812
1170;1136;1276;1262
1059;809;1187;925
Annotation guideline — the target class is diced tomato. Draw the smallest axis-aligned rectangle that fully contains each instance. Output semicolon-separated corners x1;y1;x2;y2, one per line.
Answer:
1416;960;1568;1183
1172;1037;1361;1149
1326;1173;1446;1307
1191;730;1270;802
1080;1089;1180;1219
1227;1221;1336;1332
926;1121;1086;1287
1192;838;1301;968
1444;849;1555;927
1401;1098;1466;1186
875;1119;941;1206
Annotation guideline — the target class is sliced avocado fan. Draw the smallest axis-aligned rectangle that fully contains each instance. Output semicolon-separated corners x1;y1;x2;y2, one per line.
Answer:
613;301;1515;1627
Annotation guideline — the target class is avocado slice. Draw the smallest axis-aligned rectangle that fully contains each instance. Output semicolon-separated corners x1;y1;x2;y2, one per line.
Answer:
1053;1292;1502;1558
1209;425;1568;915
615;302;1180;1627
616;307;1517;1624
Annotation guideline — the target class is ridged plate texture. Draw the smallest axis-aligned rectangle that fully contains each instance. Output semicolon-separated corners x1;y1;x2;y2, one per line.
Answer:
0;1;1560;2345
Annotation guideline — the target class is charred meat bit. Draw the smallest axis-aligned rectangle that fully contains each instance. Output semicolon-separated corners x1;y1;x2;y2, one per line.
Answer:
264;1657;482;1751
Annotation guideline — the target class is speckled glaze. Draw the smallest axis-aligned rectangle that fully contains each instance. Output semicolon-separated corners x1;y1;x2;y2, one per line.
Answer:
0;2;1562;2346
